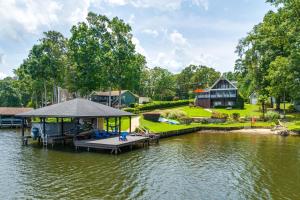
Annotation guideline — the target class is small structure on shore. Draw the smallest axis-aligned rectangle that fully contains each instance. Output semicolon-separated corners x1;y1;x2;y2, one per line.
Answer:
16;98;150;154
90;90;139;107
0;107;32;128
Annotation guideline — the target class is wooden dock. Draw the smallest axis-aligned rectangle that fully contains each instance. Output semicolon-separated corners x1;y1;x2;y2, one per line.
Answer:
74;136;150;154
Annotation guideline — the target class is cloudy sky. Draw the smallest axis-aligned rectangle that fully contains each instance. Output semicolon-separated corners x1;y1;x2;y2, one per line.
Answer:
0;0;273;79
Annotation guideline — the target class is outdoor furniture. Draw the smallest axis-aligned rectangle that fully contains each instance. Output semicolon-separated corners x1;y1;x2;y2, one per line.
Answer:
119;132;128;141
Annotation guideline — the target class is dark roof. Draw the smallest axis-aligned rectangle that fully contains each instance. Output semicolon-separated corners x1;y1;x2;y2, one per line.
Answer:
92;90;139;98
0;107;33;116
16;98;135;118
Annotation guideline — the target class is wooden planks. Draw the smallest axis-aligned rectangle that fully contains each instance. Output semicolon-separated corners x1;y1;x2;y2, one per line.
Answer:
74;136;150;154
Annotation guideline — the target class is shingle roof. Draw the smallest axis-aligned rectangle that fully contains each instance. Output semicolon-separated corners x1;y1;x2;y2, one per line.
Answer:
0;107;33;116
16;98;134;118
92;90;139;98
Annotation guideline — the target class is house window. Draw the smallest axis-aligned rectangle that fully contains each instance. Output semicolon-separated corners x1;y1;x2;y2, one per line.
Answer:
213;101;222;106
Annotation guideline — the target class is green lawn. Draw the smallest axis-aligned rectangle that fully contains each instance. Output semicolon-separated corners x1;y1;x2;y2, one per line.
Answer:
284;113;300;131
140;117;274;133
211;104;261;117
158;104;261;118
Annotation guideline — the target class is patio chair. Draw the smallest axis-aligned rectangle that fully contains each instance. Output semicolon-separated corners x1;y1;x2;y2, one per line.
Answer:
119;132;128;141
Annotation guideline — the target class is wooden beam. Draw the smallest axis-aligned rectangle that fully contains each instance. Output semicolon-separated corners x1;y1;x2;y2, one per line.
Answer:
129;116;132;134
119;117;121;135
21;117;25;144
106;117;109;134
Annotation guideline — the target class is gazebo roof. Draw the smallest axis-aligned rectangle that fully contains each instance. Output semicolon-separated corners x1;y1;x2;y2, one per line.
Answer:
16;98;135;118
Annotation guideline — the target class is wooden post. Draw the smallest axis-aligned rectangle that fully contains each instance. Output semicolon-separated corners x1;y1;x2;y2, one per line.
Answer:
115;117;117;132
21;117;25;145
106;117;109;134
61;118;64;136
119;117;121;135
43;117;46;147
129;116;132;134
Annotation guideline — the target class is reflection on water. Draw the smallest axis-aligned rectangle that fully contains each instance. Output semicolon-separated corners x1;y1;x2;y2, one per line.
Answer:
1;129;300;199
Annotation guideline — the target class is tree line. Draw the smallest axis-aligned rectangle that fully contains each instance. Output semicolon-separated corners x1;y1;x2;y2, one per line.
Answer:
235;0;300;113
0;12;229;108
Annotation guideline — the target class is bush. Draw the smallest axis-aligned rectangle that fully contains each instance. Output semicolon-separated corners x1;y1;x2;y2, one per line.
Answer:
143;112;161;122
288;104;296;113
179;117;193;125
235;94;245;109
123;108;137;113
265;111;280;121
137;100;192;111
166;110;187;120
231;113;240;121
211;112;229;120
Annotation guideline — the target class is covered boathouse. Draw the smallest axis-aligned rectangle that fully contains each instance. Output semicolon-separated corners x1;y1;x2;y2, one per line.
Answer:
0;107;32;128
16;98;149;154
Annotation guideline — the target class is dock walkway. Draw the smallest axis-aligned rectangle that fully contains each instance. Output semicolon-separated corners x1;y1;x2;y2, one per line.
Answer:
74;135;149;154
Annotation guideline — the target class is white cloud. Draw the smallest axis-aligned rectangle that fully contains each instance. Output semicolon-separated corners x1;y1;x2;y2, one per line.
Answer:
132;37;148;57
169;30;187;46
0;54;3;64
0;0;93;40
0;72;8;80
104;0;209;11
0;0;62;34
142;29;159;37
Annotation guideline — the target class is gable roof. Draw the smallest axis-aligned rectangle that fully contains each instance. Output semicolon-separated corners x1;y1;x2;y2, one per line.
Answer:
92;90;139;98
0;107;33;116
209;75;237;90
16;98;135;118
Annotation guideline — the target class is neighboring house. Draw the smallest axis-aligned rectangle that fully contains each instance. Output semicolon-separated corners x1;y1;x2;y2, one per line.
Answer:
249;92;276;105
249;92;258;105
90;90;139;107
57;87;74;103
195;76;238;108
139;97;151;104
0;107;33;127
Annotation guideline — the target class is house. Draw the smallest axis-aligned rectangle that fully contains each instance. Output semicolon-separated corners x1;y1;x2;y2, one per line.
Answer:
90;90;139;107
249;92;258;105
139;97;151;104
194;76;238;108
0;107;33;127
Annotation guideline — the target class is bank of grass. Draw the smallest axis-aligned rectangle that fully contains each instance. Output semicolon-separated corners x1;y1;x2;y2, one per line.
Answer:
284;113;300;131
140;117;274;133
158;104;261;118
211;104;261;117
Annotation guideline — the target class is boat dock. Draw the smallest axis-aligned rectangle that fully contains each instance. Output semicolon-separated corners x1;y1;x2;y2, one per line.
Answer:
74;135;150;154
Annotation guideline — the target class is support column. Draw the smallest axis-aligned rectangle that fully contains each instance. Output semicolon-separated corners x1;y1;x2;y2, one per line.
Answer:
61;118;64;136
129;116;132;134
21;117;25;145
119;117;121;135
106;117;109;134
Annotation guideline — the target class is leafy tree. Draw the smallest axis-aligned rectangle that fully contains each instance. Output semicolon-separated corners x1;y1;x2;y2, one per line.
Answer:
0;77;22;106
192;65;220;89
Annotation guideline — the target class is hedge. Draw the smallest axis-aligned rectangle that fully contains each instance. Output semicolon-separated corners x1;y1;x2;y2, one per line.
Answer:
137;100;192;111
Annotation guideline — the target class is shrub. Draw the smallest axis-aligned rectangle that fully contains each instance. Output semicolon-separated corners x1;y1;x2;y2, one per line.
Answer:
288;104;296;113
173;96;180;101
231;113;240;121
137;100;192;111
123;108;137;113
179;117;193;125
166;110;187;120
235;94;245;109
265;111;280;121
143;112;161;122
211;112;229;120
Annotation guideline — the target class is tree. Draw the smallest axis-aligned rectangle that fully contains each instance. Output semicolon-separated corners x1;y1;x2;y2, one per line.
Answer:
150;67;176;100
0;77;22;107
192;66;220;89
175;65;198;99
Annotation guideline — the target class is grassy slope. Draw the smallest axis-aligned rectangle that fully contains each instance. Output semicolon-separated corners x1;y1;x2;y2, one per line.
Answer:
211;104;261;117
140;117;274;133
159;104;261;118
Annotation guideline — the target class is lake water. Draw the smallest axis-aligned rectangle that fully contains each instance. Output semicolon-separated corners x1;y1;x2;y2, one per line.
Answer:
1;129;300;200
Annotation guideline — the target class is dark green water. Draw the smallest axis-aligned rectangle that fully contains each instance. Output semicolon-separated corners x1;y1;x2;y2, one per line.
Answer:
1;129;300;200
